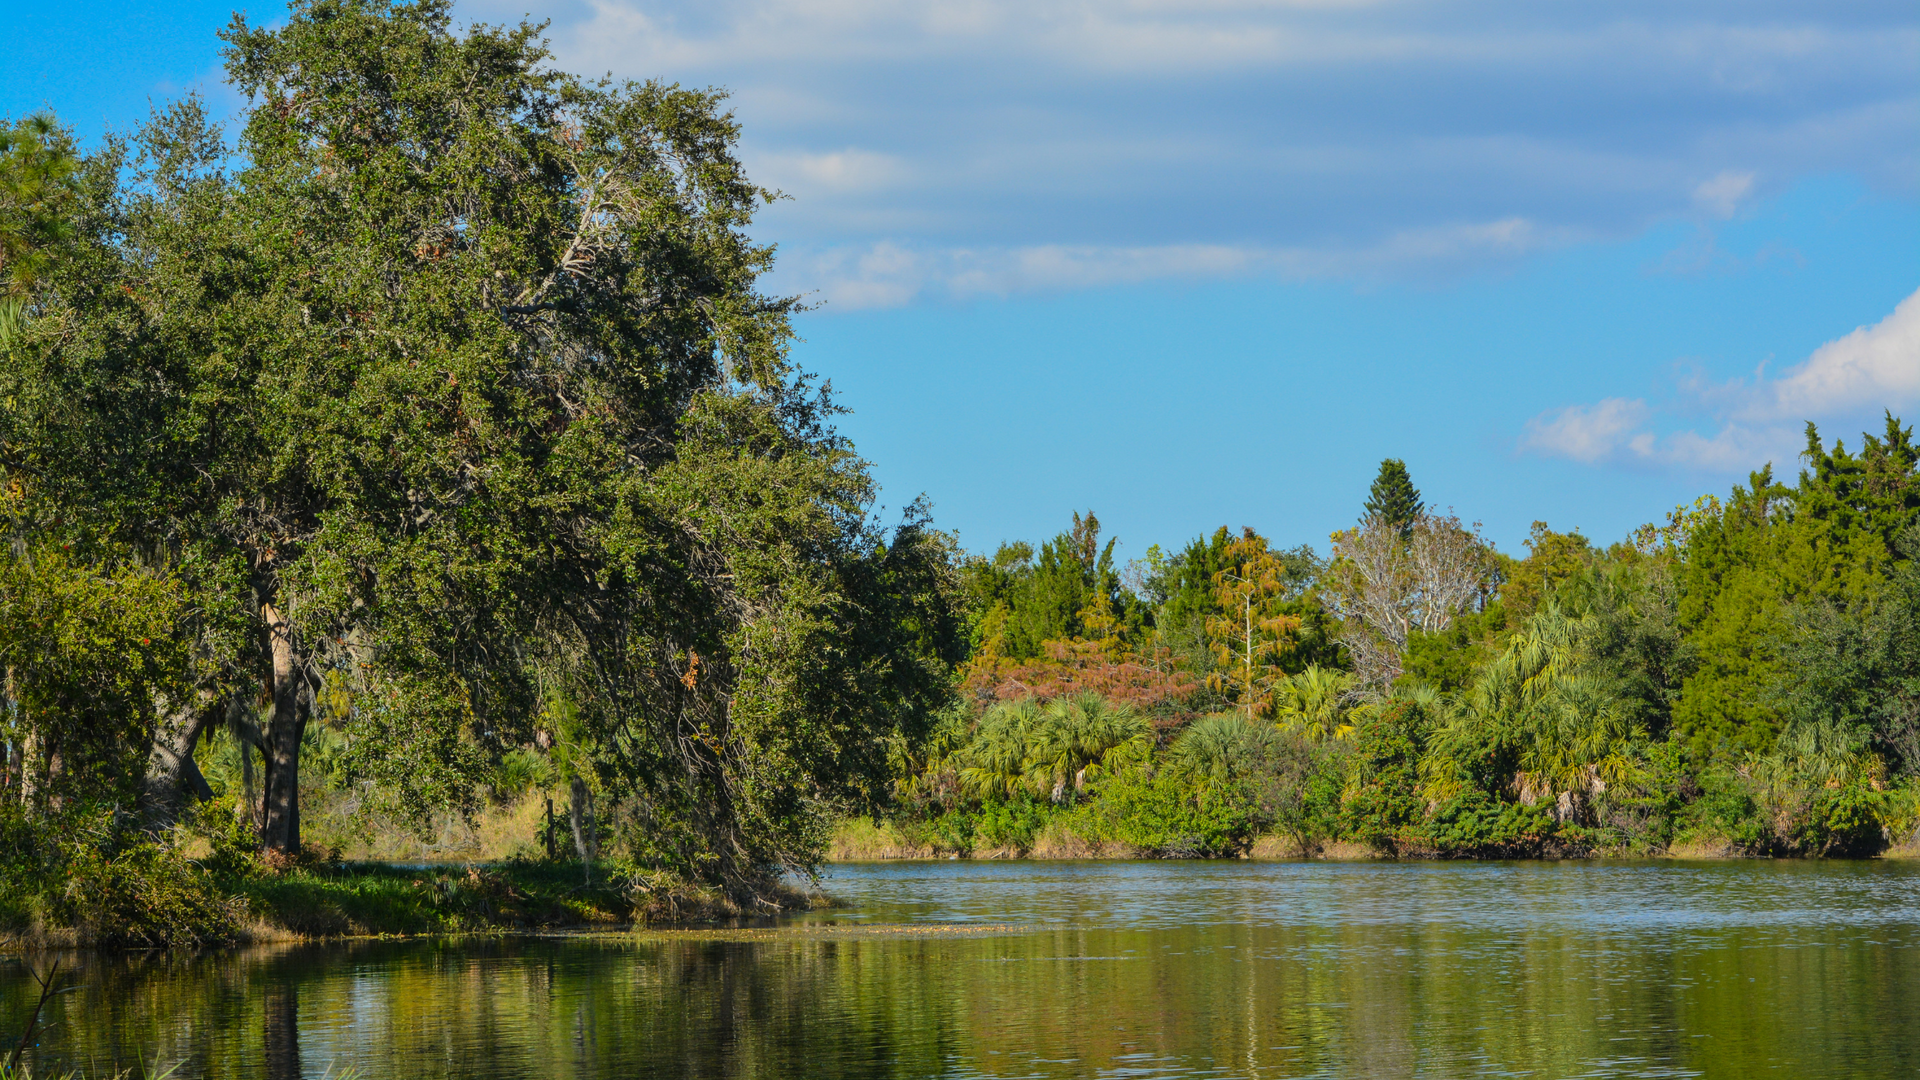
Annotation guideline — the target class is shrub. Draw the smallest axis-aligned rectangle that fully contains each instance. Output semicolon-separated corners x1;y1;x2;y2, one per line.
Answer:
925;808;976;855
47;812;243;948
185;795;264;878
1100;770;1264;858
973;797;1051;854
1253;730;1346;853
0;803;55;931
1414;791;1565;857
1787;777;1887;857
1339;702;1432;854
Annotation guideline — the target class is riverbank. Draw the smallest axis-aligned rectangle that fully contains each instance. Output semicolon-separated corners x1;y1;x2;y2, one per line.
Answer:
826;816;1920;862
4;858;830;951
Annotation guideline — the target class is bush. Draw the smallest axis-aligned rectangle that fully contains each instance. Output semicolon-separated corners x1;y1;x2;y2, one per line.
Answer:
1787;777;1887;857
1253;731;1346;853
1099;770;1264;858
1339;703;1432;855
185;795;264;878
45;811;244;948
973;797;1052;854
1414;791;1565;857
0;803;55;931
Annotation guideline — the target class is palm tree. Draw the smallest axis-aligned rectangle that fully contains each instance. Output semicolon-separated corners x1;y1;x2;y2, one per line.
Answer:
1425;603;1642;820
1167;713;1280;794
956;699;1042;800
1025;692;1149;802
1272;665;1356;739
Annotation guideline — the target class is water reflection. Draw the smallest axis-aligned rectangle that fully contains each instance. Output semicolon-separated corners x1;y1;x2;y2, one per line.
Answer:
5;860;1918;1079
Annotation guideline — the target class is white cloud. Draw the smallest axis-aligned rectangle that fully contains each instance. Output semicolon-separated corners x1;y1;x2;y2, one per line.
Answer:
1520;398;1651;463
1522;287;1920;473
1748;287;1920;418
753;148;910;195
1693;170;1755;218
1652;424;1804;473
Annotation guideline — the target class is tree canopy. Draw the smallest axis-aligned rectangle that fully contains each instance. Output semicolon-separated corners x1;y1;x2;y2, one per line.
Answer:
0;0;963;893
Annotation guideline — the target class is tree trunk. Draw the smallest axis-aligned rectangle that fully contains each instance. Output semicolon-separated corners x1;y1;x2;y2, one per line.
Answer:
568;774;597;866
18;727;41;810
142;693;219;827
259;596;310;854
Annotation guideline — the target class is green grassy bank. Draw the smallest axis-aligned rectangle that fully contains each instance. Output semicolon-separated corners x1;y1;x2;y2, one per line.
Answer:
0;804;826;951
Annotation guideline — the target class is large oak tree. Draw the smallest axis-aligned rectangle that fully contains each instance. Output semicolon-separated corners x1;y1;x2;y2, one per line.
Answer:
1;0;963;891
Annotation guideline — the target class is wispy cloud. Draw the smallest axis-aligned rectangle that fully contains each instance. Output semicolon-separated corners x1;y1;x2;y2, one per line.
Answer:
1521;398;1652;464
774;217;1560;307
1521;286;1920;472
1693;171;1757;219
445;0;1920;303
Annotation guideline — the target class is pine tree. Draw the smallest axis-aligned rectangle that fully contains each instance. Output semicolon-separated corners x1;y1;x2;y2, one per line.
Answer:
1364;458;1425;537
0;114;78;341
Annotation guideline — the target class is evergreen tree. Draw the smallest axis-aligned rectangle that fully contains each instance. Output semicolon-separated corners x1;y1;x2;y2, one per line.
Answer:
1364;458;1425;537
0;114;79;341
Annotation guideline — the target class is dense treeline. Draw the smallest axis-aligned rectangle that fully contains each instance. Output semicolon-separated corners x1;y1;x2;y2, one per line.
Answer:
866;429;1920;861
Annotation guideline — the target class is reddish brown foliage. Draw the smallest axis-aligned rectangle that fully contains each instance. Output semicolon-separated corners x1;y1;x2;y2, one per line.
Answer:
963;638;1197;710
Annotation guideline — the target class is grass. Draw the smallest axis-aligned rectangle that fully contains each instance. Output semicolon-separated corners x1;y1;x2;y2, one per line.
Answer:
0;1060;176;1068
228;859;827;939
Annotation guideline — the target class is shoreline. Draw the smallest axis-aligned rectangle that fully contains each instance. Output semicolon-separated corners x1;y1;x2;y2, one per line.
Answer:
827;819;1920;863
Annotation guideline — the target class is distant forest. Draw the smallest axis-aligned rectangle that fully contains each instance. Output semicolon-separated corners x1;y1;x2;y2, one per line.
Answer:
870;419;1920;860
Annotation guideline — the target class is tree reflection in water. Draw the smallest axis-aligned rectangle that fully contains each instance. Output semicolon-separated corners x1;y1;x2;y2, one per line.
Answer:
3;861;1918;1079
264;980;298;1080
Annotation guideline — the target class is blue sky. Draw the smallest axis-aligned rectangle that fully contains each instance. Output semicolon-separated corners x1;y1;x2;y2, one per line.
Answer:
6;0;1917;560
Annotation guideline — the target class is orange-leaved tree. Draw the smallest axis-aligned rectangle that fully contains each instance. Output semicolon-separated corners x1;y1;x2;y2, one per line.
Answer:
1205;534;1302;718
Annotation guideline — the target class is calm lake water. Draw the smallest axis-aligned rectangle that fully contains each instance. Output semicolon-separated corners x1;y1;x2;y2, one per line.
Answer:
6;859;1918;1079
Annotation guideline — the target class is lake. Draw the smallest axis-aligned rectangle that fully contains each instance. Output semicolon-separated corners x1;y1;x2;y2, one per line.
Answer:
6;859;1918;1078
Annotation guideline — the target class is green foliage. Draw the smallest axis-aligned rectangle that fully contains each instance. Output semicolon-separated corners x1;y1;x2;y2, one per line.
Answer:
1776;525;1920;777
961;511;1141;663
49;828;243;949
864;419;1920;865
1339;702;1432;854
492;748;557;801
1674;416;1920;759
1149;527;1322;657
949;694;1147;805
1500;522;1593;619
0;547;193;812
1024;693;1150;801
1401;604;1509;695
1251;728;1346;851
1414;792;1563;858
1097;769;1265;858
972;797;1053;853
1363;458;1424;537
1271;665;1356;738
1165;713;1282;792
185;795;266;878
0;806;245;948
1;0;965;893
0;112;79;339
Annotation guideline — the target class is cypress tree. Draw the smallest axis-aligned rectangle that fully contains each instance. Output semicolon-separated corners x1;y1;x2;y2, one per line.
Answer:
1364;459;1425;537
